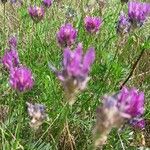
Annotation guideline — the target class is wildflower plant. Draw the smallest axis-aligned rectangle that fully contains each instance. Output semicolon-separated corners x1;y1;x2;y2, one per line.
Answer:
28;6;45;23
2;49;20;70
117;11;131;35
128;1;150;27
2;35;19;71
57;23;77;48
94;87;145;148
9;67;34;92
84;16;102;34
26;102;47;129
49;43;95;105
43;0;52;8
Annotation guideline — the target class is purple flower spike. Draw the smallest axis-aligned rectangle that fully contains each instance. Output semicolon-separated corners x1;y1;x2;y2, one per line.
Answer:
57;23;77;48
43;0;52;8
28;6;45;23
128;2;150;26
94;87;145;148
8;35;17;49
117;12;131;35
62;43;95;78
9;67;34;92
49;43;95;105
2;49;20;70
117;87;144;118
26;102;47;129
84;16;102;34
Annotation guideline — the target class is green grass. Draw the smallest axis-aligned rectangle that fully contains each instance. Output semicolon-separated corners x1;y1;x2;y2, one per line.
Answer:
0;0;150;149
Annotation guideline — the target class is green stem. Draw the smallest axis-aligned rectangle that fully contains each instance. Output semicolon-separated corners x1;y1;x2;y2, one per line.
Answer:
120;49;145;89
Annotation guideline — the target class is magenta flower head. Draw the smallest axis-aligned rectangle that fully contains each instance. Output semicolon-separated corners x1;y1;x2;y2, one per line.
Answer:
9;67;34;92
94;87;145;148
2;49;20;70
57;23;77;48
43;0;52;8
49;43;95;105
8;35;17;49
84;16;102;34
117;12;131;35
28;6;45;23
128;2;150;27
117;87;144;118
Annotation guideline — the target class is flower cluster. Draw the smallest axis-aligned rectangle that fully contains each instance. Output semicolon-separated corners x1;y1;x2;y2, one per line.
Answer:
84;16;102;34
94;87;145;148
2;36;34;92
117;87;144;119
28;6;45;23
10;67;34;92
26;102;47;129
117;1;150;34
43;0;52;8
49;43;95;105
2;36;19;70
117;12;131;35
2;49;19;70
128;1;150;27
28;0;53;22
57;23;77;48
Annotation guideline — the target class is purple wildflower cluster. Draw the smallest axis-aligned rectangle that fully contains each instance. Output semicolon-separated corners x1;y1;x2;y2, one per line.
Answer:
2;36;19;70
128;1;150;26
28;0;52;22
94;86;145;147
84;16;102;34
49;43;95;105
26;102;47;129
117;12;131;35
2;36;34;92
57;23;77;48
117;1;150;34
28;6;45;23
43;0;52;8
117;87;144;119
10;67;34;92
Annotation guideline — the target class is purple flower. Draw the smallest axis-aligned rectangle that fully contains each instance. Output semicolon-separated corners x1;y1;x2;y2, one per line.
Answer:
94;87;145;147
26;102;47;129
9;67;34;92
49;43;95;105
8;35;17;49
128;2;150;26
43;0;52;8
28;6;45;22
84;16;102;34
2;49;20;70
57;23;77;48
117;87;144;118
117;12;131;35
